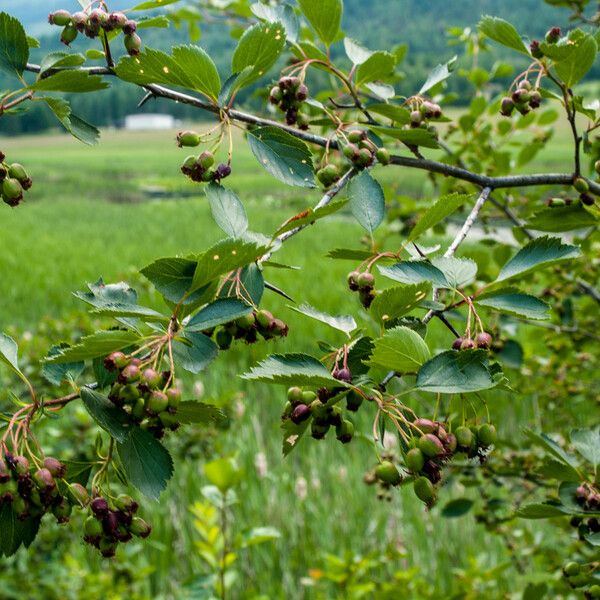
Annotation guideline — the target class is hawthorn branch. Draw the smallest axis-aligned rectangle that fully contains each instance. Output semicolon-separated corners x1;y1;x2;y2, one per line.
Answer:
22;63;600;195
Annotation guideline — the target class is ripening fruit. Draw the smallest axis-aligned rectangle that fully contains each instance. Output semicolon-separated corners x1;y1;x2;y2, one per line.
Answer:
346;390;363;412
287;386;304;406
141;368;162;389
91;497;109;516
99;538;117;558
414;418;437;434
529;91;542;109
60;25;78;46
115;494;138;513
147;391;169;414
119;364;140;383
109;12;128;29
343;143;360;160
124;33;142;56
545;26;561;44
296;84;309;101
530;40;543;59
475;332;493;349
216;328;233;350
33;468;55;491
413;476;435;504
460;339;476;350
375;461;401;485
43;457;66;478
311;420;329;439
52;499;72;524
198;151;215;169
291;403;311;424
500;97;514;116
418;433;445;457
2;178;23;202
336;419;354;443
13;455;30;475
376;147;390;165
356;148;373;167
410;110;422;126
269;86;282;104
48;10;72;26
166;387;181;409
357;272;374;289
130;517;152;538
405;448;425;472
347;130;364;143
477;424;497;447
333;367;352;383
347;271;360;291
69;483;90;506
123;20;138;34
455;425;474;449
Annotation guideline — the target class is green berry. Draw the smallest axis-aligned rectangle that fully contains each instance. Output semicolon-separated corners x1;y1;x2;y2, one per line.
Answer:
84;516;103;539
216;328;233;350
336;419;354;444
287;387;304;405
130;517;152;538
147;391;169;415
52;499;72;524
413;476;435;504
563;562;580;576
60;25;78;46
357;272;374;289
7;163;28;183
198;151;215;169
49;10;72;26
269;86;282;104
500;97;514;116
176;131;201;148
256;309;274;329
376;148;390;165
595;160;600;175
356;148;373;167
131;398;146;420
573;177;589;193
375;461;401;486
124;33;142;56
343;144;360;161
405;448;425;472
2;178;23;203
455;426;474;449
477;424;497;447
345;390;363;412
166;387;181;409
418;433;444;457
68;483;90;506
120;383;141;404
347;130;364;143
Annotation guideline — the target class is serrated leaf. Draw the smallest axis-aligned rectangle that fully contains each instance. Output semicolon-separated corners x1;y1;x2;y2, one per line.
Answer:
525;204;598;232
45;330;140;364
251;3;298;43
476;292;550;320
42;345;84;386
516;503;567;519
366;103;410;123
141;256;205;304
117;428;173;500
431;256;477;288
496;236;581;282
42;97;100;145
478;16;529;56
80;388;132;443
0;333;24;381
368;125;439;148
344;38;373;65
243;353;342;387
206;183;248;239
370;283;431;324
0;12;28;78
30;71;109;93
172;331;218;374
416;350;496;393
571;427;600;468
378;261;449;288
115;45;220;101
537;458;580;482
523;429;578;468
89;303;169;322
408;193;471;242
356;51;396;84
273;200;346;237
298;0;342;46
177;401;226;425
441;498;474;518
419;56;457;94
186;298;252;332
281;417;311;456
231;22;286;88
289;303;356;336
368;326;430;373
247;126;315;188
554;31;597;87
39;51;85;74
0;505;40;557
327;248;374;261
347;171;385;234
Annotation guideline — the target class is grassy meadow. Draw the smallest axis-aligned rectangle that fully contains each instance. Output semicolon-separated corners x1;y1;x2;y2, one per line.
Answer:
0;119;584;598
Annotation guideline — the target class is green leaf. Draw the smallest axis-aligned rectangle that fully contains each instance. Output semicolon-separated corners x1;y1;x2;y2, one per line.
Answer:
344;38;373;65
476;292;550;320
408;193;471;242
89;304;169;323
172;331;218;374
117;428;173;500
42;97;100;145
203;457;241;493
176;401;226;425
419;56;457;94
356;51;396;84
0;333;25;381
366;103;410;124
289;303;356;335
297;0;342;46
273;200;347;237
186;298;253;332
39;51;86;74
496;236;581;283
0;505;40;557
251;3;298;44
132;0;181;9
478;16;529;56
191;237;271;292
516;503;567;519
416;350;496;393
281;417;310;456
571;427;600;468
30;71;109;93
523;429;578;468
431;257;477;288
247;126;315;188
115;45;220;101
554;31;597;87
537;458;581;482
370;283;431;324
42;345;85;386
206;183;248;239
241;526;281;547
378;261;449;288
368;126;439;149
525;204;598;233
368;326;431;373
141;256;206;304
327;248;375;261
347;171;385;234
80;388;133;443
231;22;286;88
219;264;264;305
243;353;343;387
441;498;474;518
0;12;28;78
74;279;136;308
45;330;140;364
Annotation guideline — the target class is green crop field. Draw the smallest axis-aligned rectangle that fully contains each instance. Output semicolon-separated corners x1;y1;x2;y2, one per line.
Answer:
0;121;585;598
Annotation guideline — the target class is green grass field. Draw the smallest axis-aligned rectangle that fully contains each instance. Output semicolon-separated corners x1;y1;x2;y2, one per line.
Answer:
0;121;582;598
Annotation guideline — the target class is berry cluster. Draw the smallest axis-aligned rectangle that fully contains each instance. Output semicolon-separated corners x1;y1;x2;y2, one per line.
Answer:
180;150;232;184
104;352;182;439
500;80;542;117
83;495;151;558
283;385;356;444
0;152;32;207
342;130;390;170
409;100;443;128
562;561;600;596
347;270;376;308
0;453;80;524
214;309;289;350
269;77;310;129
452;332;493;351
48;9;141;55
575;482;600;511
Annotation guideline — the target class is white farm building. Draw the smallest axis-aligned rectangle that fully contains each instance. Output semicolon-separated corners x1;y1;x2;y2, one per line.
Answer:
124;114;180;130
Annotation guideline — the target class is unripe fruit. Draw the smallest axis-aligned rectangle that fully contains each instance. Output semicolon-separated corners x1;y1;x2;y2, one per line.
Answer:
60;25;78;46
99;538;117;558
518;79;532;91
455;426;474;449
198;151;215;169
347;130;364;143
49;10;72;26
84;516;103;540
43;457;66;478
444;433;457;453
563;561;580;576
123;20;137;34
512;89;530;105
2;178;23;202
0;459;10;483
166;387;181;410
132;398;146;421
346;390;363;412
414;476;435;504
115;494;138;514
580;192;595;206
414;418;437;434
287;386;304;406
12;455;29;476
375;461;401;485
418;434;445;457
130;516;152;538
119;364;140;383
269;86;282;104
343;144;360;160
291;403;311;424
177;131;201;148
336;419;354;443
477;424;497;447
500;97;514;116
52;499;72;523
595;160;600;175
588;585;600;598
120;384;141;404
141;368;162;390
147;391;169;415
529;91;541;109
376;148;390;165
405;448;425;472
357;272;374;289
302;391;317;405
91;497;109;516
311;420;329;439
69;483;90;506
573;177;589;193
545;26;561;44
124;33;142;56
104;351;128;371
356;148;373;167
475;332;493;349
8;163;28;183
